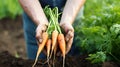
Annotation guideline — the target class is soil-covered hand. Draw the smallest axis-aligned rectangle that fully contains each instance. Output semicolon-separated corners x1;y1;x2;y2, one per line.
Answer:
60;22;74;54
36;23;48;44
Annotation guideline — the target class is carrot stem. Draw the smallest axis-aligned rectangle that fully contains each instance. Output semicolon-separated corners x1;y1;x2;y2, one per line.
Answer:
49;8;57;30
46;20;52;33
54;7;62;34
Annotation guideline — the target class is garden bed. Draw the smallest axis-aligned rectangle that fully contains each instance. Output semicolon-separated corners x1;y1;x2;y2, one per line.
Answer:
0;11;120;67
0;51;120;67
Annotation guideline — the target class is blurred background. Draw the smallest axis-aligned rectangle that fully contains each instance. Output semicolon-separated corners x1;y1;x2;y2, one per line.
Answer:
0;0;26;58
0;0;120;63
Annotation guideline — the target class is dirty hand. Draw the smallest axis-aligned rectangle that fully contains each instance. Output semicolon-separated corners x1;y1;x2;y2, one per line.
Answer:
60;22;74;54
36;22;48;44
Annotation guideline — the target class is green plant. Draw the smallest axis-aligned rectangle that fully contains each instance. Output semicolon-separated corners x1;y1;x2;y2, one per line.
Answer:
74;0;120;63
86;51;106;63
0;0;22;19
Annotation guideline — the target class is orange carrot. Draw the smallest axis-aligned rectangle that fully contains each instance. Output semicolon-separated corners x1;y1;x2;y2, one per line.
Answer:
57;33;66;67
32;32;48;67
53;42;58;67
50;30;58;58
53;42;58;57
46;39;51;60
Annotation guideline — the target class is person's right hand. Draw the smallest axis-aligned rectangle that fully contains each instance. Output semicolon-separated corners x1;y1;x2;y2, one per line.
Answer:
36;23;48;44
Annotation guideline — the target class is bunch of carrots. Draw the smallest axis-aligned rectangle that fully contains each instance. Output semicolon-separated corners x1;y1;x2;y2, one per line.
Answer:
32;6;66;67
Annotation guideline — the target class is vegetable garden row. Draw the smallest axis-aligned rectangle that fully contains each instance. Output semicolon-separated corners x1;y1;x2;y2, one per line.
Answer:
0;0;120;67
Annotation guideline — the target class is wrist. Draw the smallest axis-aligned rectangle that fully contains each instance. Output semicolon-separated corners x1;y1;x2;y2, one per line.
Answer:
60;22;74;33
34;19;48;26
60;22;72;27
33;17;41;25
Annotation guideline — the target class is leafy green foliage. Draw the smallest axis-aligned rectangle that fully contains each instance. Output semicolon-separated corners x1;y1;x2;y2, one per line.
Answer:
74;0;120;63
44;6;61;38
0;0;22;19
86;51;106;63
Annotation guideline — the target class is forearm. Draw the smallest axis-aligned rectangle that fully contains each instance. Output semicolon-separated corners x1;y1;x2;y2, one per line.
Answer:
60;0;86;24
18;0;48;25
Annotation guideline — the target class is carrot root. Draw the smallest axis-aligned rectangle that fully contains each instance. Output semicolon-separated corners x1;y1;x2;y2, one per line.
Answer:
46;39;51;60
57;34;66;67
32;32;48;67
50;30;58;58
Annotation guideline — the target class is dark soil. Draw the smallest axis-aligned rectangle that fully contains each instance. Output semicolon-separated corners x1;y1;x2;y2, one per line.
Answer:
0;16;120;67
0;16;26;59
0;51;100;67
0;51;120;67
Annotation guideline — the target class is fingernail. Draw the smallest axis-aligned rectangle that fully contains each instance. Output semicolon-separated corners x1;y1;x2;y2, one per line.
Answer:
69;31;74;38
66;37;69;42
39;39;42;43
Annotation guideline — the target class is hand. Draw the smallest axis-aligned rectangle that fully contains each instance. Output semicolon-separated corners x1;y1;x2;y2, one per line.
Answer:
36;23;48;44
60;22;74;54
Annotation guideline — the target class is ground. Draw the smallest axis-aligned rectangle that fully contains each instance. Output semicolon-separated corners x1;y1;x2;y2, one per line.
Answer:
0;51;101;67
0;16;120;67
0;16;26;59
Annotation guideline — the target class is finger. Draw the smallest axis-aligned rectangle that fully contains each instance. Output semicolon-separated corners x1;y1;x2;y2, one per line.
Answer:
66;37;74;54
65;31;74;42
42;25;47;32
36;30;43;43
65;31;70;42
42;28;46;32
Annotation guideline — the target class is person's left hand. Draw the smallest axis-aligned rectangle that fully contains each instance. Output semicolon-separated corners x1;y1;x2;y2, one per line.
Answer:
60;22;74;54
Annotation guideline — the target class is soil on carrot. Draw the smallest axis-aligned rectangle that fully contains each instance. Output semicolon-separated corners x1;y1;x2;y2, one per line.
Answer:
0;16;120;67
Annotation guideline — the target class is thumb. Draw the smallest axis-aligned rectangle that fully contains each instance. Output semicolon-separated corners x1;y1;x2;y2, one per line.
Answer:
66;37;74;54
